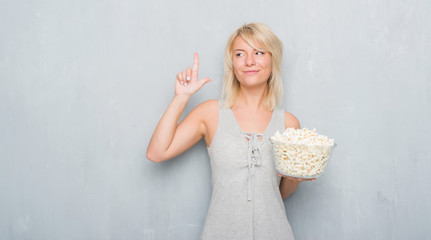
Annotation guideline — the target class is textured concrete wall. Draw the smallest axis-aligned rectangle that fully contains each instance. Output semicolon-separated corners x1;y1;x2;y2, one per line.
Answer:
1;0;430;239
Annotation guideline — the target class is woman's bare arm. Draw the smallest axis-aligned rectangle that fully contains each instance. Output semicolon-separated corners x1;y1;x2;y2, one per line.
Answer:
279;177;299;200
279;112;301;199
146;53;211;162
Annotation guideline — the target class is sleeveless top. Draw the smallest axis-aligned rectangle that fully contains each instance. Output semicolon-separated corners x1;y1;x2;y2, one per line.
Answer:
201;103;295;240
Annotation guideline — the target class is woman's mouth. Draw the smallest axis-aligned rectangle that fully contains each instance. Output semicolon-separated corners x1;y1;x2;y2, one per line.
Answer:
243;70;259;75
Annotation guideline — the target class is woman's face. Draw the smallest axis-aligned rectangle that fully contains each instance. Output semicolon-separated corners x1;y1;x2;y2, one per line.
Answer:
232;36;272;88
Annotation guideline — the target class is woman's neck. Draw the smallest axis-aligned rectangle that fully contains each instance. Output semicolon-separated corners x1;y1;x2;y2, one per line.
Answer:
234;86;268;111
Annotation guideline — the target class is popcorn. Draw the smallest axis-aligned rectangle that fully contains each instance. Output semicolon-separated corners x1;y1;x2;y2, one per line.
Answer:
270;128;335;178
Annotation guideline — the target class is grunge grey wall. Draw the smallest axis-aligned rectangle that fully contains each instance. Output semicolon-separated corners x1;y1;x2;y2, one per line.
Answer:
1;0;430;239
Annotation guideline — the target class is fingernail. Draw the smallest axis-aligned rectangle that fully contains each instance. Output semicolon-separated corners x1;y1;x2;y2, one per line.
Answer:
184;82;188;86
186;76;190;81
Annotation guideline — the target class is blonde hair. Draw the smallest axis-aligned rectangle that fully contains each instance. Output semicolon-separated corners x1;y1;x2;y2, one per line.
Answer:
222;22;283;110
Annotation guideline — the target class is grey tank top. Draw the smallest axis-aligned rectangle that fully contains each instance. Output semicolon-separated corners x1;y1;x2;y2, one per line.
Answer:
201;103;294;240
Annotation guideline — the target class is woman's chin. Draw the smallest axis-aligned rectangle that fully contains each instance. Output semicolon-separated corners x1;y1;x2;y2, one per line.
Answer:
238;79;268;88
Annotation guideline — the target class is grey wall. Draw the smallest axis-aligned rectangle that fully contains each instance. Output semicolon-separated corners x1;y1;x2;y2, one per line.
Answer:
1;0;430;239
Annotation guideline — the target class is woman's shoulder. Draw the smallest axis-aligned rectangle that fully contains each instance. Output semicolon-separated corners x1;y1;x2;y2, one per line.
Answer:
191;99;219;118
195;99;219;111
200;99;219;107
194;100;219;142
283;110;300;129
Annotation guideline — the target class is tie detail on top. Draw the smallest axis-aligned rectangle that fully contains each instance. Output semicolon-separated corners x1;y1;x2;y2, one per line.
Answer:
243;133;264;201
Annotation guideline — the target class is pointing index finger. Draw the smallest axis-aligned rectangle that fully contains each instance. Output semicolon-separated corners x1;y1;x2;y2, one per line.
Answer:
192;52;199;79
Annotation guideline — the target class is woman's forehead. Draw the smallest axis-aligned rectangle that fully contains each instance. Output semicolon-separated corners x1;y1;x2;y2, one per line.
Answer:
233;36;265;51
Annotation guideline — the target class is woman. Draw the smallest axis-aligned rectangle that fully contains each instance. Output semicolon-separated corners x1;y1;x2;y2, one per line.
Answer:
147;23;313;240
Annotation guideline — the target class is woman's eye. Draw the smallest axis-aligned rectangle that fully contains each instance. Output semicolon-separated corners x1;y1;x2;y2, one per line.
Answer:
256;51;265;55
235;53;244;57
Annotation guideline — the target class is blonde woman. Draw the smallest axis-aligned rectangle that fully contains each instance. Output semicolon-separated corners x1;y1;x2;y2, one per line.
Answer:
147;23;313;239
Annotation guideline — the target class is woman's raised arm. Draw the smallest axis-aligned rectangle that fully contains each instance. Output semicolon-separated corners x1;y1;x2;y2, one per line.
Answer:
146;53;211;162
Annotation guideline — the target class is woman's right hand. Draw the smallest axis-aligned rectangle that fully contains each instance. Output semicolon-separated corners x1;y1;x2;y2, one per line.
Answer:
175;52;212;96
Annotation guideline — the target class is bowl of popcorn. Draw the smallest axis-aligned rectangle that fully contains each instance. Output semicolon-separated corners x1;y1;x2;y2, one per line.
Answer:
270;128;336;179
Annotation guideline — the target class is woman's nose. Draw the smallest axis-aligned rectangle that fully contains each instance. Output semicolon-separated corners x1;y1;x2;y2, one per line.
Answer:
246;54;256;66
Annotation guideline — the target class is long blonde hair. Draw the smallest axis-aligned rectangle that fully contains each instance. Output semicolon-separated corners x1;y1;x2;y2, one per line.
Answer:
222;22;283;110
